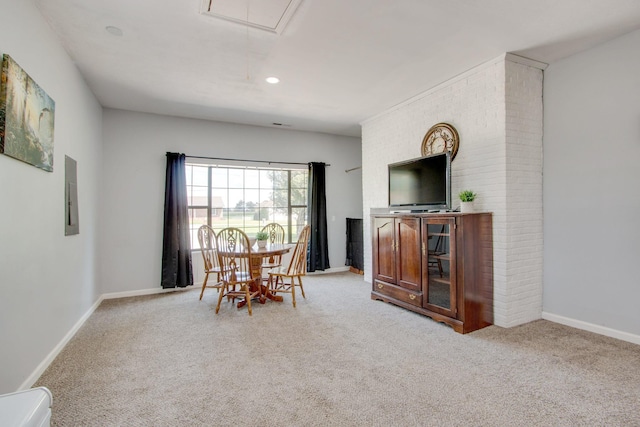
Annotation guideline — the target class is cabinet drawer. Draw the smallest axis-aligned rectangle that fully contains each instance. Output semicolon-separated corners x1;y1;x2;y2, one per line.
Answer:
374;280;422;307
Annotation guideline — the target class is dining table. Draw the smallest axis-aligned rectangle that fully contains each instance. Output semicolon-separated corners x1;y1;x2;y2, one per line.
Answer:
251;243;292;301
217;242;292;306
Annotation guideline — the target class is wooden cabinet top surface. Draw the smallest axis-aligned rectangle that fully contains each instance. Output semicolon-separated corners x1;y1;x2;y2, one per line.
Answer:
371;210;491;218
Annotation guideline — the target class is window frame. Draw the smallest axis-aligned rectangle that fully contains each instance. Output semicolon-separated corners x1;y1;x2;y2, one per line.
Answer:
186;162;308;248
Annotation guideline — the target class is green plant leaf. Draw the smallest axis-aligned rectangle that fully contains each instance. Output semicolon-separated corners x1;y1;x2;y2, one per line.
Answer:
458;190;476;202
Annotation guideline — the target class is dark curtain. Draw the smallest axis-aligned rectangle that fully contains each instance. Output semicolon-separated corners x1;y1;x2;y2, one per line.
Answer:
307;162;330;272
161;152;193;288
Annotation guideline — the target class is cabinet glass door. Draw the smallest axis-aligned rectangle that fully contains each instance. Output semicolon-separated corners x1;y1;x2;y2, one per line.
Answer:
423;218;456;316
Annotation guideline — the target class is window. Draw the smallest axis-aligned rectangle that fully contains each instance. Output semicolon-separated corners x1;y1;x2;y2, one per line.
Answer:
186;163;308;249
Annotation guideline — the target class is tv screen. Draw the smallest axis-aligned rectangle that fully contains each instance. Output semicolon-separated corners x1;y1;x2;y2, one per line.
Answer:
388;152;451;211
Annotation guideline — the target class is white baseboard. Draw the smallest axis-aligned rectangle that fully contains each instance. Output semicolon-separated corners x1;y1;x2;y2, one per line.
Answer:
542;312;640;345
100;269;352;300
23;271;355;390
307;266;350;275
19;295;105;391
20;287;185;390
101;286;183;300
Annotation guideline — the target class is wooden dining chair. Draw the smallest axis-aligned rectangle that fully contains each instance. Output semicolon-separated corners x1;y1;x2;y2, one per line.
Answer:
267;225;310;308
260;222;285;271
215;227;261;315
197;225;225;300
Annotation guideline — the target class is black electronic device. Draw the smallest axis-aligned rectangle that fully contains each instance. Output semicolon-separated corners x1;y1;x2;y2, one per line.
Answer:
388;152;452;212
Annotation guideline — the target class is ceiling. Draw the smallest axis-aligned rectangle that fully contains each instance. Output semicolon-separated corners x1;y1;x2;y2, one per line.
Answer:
34;0;640;137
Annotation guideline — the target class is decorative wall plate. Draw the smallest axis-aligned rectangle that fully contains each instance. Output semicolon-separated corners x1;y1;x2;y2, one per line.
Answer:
421;122;459;160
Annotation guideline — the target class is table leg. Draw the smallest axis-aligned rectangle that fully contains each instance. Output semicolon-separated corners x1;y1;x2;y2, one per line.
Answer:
252;254;282;303
236;254;282;308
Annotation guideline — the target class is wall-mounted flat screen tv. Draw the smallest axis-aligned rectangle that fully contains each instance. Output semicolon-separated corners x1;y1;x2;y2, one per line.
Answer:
388;152;451;211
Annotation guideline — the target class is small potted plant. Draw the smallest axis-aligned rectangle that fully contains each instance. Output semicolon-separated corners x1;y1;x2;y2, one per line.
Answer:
458;190;476;213
256;231;269;249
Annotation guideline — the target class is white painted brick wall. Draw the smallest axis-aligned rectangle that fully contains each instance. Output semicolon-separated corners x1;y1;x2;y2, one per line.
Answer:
503;60;543;326
361;55;544;328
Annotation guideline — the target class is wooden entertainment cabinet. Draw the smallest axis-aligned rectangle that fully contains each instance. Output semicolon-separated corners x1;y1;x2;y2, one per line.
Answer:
371;212;493;333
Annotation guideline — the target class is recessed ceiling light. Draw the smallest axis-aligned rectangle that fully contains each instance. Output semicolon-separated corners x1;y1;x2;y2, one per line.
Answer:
266;77;280;84
105;26;123;37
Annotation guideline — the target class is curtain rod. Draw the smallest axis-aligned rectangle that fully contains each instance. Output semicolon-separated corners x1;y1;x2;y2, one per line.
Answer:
185;155;330;167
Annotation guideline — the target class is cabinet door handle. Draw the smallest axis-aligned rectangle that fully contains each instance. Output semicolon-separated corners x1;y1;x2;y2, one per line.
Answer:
377;283;384;289
409;294;416;300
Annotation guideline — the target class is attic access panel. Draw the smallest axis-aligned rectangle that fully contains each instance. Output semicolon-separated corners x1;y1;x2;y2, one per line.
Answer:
201;0;302;34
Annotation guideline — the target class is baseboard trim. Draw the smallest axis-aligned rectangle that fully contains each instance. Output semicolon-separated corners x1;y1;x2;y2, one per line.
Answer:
542;312;640;345
101;287;183;300
22;271;348;388
21;287;185;390
307;266;350;275
100;271;352;300
19;295;105;391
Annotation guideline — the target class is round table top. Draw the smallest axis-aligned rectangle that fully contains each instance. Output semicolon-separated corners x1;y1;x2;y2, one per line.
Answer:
217;242;292;257
251;243;291;256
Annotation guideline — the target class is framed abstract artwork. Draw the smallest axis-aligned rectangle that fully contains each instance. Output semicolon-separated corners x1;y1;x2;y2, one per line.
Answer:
0;54;55;172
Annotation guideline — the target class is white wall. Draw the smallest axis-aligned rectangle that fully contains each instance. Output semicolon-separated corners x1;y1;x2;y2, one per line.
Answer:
100;109;362;294
543;29;640;337
0;1;103;393
361;55;544;328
